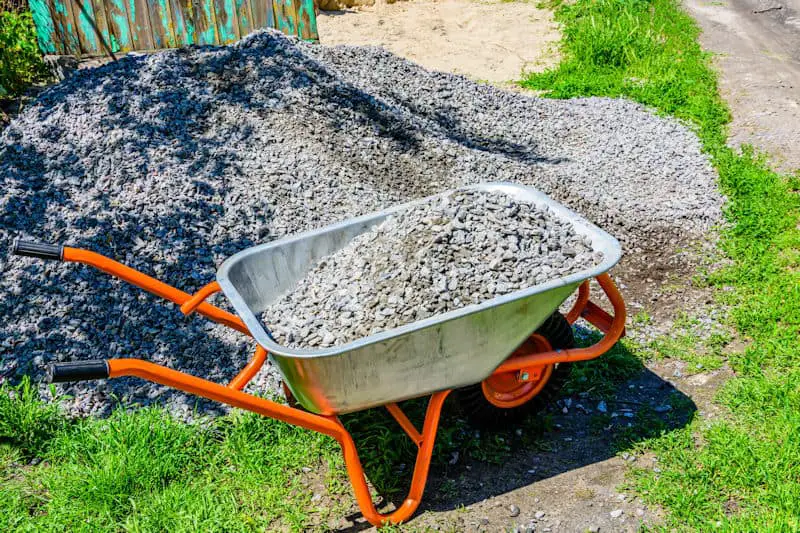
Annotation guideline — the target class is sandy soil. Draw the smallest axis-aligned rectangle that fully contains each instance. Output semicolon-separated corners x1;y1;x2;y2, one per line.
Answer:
685;0;800;172
317;0;560;84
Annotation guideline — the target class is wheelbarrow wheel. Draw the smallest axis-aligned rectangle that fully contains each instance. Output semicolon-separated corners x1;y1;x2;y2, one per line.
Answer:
454;311;574;427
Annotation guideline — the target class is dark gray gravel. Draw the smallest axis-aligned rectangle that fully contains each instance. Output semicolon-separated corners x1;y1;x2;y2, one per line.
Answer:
262;189;602;348
0;30;721;415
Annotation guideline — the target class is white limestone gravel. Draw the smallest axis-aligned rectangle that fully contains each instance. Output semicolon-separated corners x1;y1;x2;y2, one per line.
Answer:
0;30;722;415
261;188;602;349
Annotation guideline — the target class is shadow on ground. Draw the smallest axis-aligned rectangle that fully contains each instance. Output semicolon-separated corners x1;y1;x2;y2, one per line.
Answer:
328;337;695;531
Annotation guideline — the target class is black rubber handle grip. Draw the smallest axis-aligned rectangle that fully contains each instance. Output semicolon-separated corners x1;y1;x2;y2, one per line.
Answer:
46;361;109;383
13;240;64;261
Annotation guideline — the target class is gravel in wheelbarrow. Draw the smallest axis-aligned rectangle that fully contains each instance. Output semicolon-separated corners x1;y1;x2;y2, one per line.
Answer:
262;188;603;348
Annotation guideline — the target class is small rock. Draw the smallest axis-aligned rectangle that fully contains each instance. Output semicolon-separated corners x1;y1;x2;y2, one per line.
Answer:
535;511;545;519
509;504;521;517
610;509;624;519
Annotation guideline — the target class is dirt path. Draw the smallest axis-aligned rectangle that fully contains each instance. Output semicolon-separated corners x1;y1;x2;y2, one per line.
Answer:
317;0;560;84
685;0;800;172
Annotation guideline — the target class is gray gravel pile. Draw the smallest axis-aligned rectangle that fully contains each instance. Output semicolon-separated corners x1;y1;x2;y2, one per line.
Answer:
0;30;721;415
262;189;602;348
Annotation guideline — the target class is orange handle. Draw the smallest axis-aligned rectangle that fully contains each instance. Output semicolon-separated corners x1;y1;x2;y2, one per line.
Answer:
61;248;249;335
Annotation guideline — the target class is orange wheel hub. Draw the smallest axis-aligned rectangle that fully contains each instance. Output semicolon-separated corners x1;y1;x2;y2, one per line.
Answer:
482;334;554;408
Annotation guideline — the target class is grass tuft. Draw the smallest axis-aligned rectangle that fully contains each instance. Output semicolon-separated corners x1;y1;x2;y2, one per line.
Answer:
0;377;66;457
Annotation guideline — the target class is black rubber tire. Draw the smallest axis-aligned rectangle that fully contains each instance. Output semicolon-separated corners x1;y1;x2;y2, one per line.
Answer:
454;311;575;428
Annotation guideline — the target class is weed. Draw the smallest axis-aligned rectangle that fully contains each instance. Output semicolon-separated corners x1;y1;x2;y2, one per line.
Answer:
0;10;47;98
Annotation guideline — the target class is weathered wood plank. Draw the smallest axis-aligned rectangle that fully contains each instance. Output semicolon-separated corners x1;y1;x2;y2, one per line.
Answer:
59;0;84;54
88;0;115;55
29;0;61;54
272;0;296;38
48;1;75;54
213;0;239;43
193;0;218;45
168;0;195;46
249;0;267;33
295;0;316;41
148;0;173;48
263;0;274;32
104;0;134;52
70;0;100;55
234;0;253;37
127;0;155;50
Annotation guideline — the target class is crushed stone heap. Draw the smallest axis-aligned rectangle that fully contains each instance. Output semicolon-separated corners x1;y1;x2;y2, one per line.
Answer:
0;30;721;415
262;188;602;348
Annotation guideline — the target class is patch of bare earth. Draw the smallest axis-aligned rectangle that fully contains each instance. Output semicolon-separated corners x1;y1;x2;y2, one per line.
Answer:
685;0;800;173
317;0;561;84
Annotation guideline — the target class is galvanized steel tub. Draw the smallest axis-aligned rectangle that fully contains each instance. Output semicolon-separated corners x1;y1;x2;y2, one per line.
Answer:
217;182;622;415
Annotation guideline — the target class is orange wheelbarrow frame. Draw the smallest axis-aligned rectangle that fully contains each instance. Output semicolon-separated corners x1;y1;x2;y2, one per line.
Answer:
14;241;626;527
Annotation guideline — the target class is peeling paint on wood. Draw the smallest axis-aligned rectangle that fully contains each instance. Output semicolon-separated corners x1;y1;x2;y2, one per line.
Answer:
27;0;317;57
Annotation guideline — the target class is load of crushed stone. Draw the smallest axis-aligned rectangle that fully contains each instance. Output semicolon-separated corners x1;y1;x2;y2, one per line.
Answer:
0;30;722;415
262;189;602;349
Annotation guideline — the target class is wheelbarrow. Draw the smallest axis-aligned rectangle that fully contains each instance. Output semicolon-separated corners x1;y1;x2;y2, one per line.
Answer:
11;182;626;527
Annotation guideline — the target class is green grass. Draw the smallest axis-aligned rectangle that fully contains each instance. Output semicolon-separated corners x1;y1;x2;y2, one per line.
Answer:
0;378;344;531
525;0;800;529
0;378;552;531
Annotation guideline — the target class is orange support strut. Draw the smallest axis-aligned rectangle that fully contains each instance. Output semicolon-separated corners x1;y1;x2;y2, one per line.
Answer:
62;248;249;335
106;358;447;527
227;345;268;390
494;273;626;373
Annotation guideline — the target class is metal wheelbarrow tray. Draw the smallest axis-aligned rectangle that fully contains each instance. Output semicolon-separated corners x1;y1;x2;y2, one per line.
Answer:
219;182;622;414
12;182;627;527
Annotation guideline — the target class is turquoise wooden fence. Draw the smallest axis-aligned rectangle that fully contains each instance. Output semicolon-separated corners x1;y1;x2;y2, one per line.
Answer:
28;0;317;57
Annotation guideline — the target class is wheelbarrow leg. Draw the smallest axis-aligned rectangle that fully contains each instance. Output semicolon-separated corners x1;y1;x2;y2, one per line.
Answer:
338;391;450;526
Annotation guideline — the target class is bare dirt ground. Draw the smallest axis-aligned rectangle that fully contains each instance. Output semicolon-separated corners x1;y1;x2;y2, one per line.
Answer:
317;0;560;83
685;0;800;173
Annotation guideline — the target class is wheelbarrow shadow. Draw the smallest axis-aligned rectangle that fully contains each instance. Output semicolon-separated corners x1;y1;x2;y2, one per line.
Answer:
332;329;696;531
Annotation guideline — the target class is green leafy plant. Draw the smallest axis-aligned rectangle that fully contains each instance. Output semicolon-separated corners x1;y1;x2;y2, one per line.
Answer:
0;10;47;98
